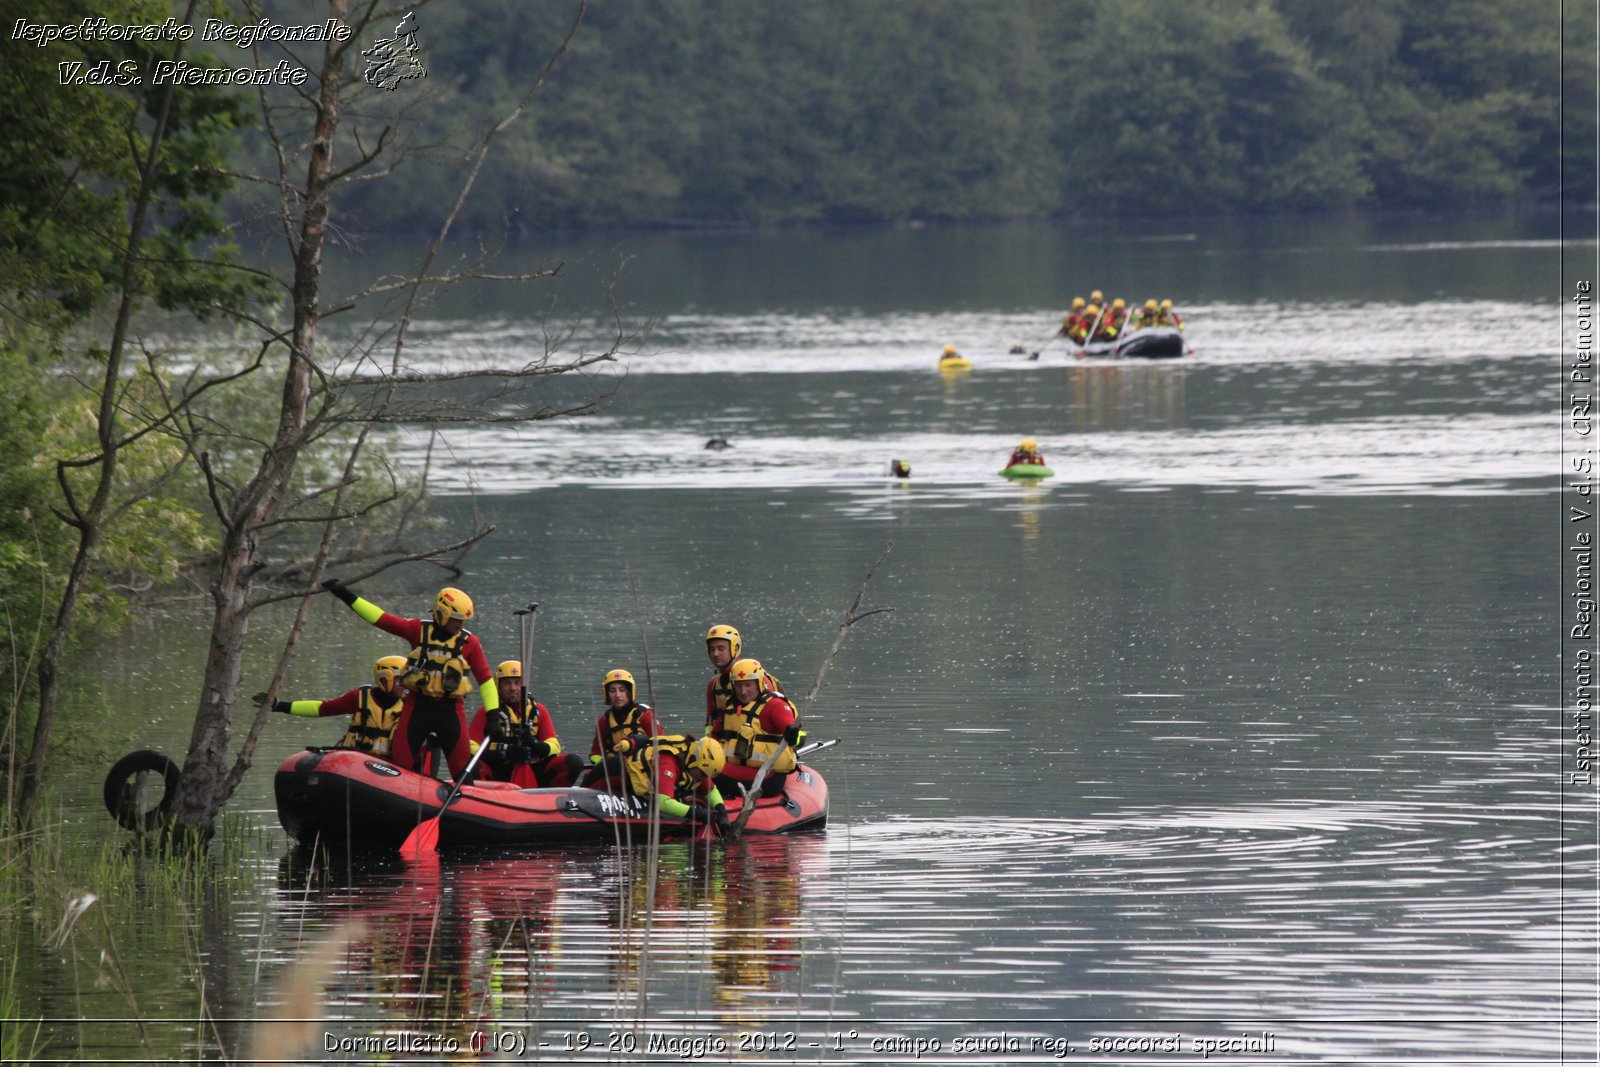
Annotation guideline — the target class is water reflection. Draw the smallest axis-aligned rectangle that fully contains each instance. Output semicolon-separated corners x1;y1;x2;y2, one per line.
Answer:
1064;362;1188;433
264;835;826;1056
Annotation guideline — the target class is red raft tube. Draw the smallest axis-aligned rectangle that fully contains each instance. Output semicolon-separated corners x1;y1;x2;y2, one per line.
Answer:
273;747;829;851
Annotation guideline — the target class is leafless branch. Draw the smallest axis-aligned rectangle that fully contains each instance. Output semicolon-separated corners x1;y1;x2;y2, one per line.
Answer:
802;541;896;712
247;527;495;610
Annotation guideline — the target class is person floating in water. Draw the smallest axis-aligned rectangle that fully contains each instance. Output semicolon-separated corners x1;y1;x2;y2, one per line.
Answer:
1008;437;1046;468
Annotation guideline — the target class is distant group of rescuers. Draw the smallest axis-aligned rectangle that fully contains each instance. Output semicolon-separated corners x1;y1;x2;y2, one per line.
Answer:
260;582;800;838
1060;291;1184;344
946;292;1185;366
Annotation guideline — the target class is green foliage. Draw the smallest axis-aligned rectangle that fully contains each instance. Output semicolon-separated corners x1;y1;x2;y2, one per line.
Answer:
0;339;65;728
0;333;218;749
314;0;1561;231
0;0;265;774
0;0;263;340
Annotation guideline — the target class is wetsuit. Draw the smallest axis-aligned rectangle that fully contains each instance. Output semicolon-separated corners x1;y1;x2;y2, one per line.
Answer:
334;593;499;782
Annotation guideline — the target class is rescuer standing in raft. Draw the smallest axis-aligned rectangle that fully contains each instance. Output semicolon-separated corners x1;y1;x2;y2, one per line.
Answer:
321;580;500;783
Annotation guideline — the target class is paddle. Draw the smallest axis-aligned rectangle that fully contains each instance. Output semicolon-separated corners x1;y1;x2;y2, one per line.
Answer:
403;603;531;861
506;601;539;773
398;733;491;859
1076;305;1107;358
794;737;838;759
1028;333;1060;362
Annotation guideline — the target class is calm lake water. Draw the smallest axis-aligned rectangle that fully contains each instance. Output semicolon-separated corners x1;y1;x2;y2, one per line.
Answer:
25;212;1594;1064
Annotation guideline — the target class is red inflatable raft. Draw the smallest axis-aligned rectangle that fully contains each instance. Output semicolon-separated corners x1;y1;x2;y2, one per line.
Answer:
273;747;829;850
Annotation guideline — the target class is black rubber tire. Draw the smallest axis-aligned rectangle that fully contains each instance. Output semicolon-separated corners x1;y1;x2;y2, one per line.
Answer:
103;749;180;832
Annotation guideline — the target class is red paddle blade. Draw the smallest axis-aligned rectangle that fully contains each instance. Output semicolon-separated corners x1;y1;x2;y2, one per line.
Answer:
399;816;441;861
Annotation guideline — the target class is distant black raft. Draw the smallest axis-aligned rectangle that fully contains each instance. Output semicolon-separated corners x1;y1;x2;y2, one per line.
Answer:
1076;325;1186;359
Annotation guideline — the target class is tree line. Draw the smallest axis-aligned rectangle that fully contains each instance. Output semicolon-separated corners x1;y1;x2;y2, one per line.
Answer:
316;0;1580;233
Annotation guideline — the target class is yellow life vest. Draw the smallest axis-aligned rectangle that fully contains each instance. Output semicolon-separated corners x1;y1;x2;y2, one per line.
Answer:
714;690;797;773
335;685;402;757
709;671;736;719
401;621;474;699
600;703;650;754
486;694;553;760
622;734;697;799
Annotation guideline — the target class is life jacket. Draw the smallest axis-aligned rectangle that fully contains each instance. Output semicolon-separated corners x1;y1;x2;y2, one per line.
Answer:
714;690;798;773
622;733;699;800
599;703;650;753
335;685;402;757
709;671;736;720
401;621;474;699
486;693;545;760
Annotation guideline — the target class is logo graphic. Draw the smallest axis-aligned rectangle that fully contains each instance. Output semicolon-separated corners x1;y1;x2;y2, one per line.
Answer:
362;11;425;90
365;760;402;778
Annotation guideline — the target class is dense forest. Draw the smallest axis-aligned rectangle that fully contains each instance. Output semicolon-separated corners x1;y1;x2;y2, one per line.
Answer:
310;0;1586;232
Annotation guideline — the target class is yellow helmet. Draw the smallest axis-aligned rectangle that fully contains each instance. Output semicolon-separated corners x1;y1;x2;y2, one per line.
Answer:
373;655;408;694
1090;289;1104;303
1112;298;1126;310
1160;299;1173;310
942;344;958;356
432;587;474;627
1071;297;1086;310
495;660;522;680
1086;304;1101;316
685;736;726;779
1144;299;1158;311
729;658;764;685
602;668;635;702
1020;437;1038;452
705;624;742;660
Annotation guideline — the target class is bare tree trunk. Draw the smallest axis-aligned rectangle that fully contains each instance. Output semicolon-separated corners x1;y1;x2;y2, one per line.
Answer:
169;2;344;839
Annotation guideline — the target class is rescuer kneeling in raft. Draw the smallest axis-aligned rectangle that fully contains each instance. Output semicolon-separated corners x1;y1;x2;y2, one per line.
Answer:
258;655;410;759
